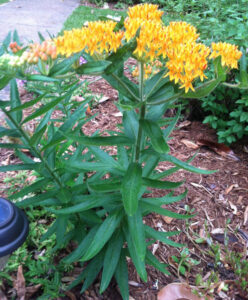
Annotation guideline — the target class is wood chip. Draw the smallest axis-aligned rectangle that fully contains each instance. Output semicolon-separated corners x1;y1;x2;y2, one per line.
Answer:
181;139;199;149
244;206;248;226
229;201;237;215
162;216;173;224
225;184;238;195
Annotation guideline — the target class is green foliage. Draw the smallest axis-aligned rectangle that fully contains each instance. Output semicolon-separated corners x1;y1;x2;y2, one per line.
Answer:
201;52;248;144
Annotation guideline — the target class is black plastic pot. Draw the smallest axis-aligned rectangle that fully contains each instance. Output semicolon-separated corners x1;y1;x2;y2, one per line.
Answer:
0;197;29;257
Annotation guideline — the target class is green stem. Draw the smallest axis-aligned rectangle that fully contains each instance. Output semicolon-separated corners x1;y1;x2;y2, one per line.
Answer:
2;108;63;188
134;62;145;163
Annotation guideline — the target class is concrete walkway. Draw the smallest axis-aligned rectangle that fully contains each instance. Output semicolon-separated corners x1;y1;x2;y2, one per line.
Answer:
0;0;80;43
0;0;80;104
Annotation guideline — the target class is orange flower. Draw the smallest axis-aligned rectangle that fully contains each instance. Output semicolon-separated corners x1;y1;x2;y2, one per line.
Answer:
210;42;242;69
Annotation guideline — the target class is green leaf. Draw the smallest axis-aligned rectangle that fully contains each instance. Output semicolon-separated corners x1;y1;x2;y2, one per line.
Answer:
142;177;183;189
144;68;169;98
76;60;111;75
0;163;41;172
141;189;187;206
213;56;227;81
16;190;57;208
0;143;27;149
0;126;21;138
62;132;133;146
30;125;47;146
142;203;193;220
100;231;123;293
146;83;174;103
181;78;222;99
163;109;180;138
9;178;50;200
161;153;216;174
140;119;169;153
22;94;67;124
9;93;47;113
128;207;146;261
146;250;170;275
123;110;138;141
49;53;80;76
121;162;142;216
0;75;12;90
145;225;184;247
123;224;147;281
10;79;22;123
81;211;123;261
25;74;60;82
115;250;129;300
56;215;68;247
105;40;137;75
88;180;121;192
80;250;105;293
63;226;99;263
49;194;119;215
103;73;139;102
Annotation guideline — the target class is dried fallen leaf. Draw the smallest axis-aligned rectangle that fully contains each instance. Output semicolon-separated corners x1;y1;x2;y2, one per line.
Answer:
26;284;41;300
13;265;26;300
162;216;173;224
181;139;199;149
197;139;239;161
177;120;191;128
229;201;237;215
64;291;77;300
225;184;238;195
158;283;213;300
244;206;248;226
112;112;123;117
98;95;109;103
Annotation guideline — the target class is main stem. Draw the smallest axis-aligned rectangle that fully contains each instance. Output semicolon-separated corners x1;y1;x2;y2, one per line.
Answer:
134;62;146;163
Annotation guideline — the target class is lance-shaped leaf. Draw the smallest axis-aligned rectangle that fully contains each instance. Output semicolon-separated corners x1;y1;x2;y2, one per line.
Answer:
76;60;111;75
142;177;183;189
61;132;133;146
161;153;216;174
115;250;129;300
121;162;142;216
127;207;146;261
0;75;12;90
146;250;170;275
123;224;147;281
181;78;222;99
142;202;193;221
141;189;188;206
100;230;123;293
145;225;185;247
81;210;123;261
140;119;170;153
25;74;60;82
10;79;22;123
146;83;174;104
144;68;169;98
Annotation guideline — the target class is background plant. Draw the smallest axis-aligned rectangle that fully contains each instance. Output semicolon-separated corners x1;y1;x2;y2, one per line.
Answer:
0;4;243;299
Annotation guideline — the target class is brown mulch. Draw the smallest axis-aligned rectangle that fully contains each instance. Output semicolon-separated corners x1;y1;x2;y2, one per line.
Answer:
0;74;248;300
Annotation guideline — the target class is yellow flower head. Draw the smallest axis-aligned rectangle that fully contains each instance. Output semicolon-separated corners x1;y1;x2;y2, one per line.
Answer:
127;3;163;22
210;42;242;69
54;21;124;57
166;42;210;92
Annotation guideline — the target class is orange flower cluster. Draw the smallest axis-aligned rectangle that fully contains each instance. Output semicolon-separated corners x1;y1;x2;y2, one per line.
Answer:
54;21;124;57
210;42;242;69
53;4;242;92
22;41;57;64
166;42;210;92
9;42;22;53
124;4;166;62
164;21;210;92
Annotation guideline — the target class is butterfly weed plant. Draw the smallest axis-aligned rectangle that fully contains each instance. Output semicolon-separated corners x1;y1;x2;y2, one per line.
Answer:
0;4;243;298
